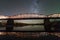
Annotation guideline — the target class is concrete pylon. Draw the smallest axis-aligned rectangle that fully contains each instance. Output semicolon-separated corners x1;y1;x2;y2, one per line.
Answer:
44;18;51;31
6;19;14;31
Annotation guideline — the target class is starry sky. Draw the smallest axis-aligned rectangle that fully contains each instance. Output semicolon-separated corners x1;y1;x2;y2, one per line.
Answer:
0;0;60;16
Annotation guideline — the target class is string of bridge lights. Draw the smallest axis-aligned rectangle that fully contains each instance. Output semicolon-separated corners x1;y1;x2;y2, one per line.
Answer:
0;13;60;19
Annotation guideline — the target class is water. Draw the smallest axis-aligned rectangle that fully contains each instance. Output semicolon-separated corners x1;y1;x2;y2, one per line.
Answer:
0;27;6;30
0;25;45;31
14;25;45;31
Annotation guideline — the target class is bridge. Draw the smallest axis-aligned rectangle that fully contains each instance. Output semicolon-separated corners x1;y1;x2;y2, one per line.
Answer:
0;13;60;31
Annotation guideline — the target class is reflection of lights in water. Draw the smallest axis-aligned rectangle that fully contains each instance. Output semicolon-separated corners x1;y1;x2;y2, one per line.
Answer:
0;32;6;35
0;32;2;35
0;32;5;35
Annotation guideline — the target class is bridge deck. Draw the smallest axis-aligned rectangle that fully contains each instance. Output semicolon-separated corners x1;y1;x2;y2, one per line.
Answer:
0;17;60;20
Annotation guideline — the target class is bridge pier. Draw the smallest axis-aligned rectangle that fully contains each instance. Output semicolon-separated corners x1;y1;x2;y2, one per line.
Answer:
44;18;51;31
6;19;14;31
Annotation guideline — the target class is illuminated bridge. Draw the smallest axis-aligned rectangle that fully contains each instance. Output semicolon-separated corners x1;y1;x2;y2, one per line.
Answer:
0;13;60;19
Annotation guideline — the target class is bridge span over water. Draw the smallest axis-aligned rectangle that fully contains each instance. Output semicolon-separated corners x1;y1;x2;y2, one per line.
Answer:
0;13;60;31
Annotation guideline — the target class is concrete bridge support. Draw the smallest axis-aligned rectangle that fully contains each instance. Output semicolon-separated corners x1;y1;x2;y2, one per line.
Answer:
6;19;14;31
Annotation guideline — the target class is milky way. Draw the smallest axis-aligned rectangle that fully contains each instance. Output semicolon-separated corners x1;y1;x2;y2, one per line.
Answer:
30;0;40;13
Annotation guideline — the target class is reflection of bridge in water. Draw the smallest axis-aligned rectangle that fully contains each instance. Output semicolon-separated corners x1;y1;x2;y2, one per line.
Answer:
0;13;60;31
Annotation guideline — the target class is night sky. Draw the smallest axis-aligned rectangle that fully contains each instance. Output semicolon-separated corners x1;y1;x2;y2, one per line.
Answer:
0;0;60;16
